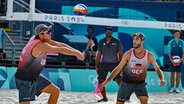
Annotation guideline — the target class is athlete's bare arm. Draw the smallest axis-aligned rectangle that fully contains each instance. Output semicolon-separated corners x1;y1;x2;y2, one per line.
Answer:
47;40;77;50
100;51;130;88
32;42;84;60
148;52;165;86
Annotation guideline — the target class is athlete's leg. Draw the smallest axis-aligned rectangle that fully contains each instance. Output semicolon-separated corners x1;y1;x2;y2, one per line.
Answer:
41;84;60;104
176;72;181;87
15;78;36;104
116;78;131;101
138;96;148;104
116;101;125;104
115;77;131;101
135;82;148;104
20;102;30;104
117;82;133;104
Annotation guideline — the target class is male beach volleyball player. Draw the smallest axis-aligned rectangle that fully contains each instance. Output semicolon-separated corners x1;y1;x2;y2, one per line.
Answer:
100;32;166;104
15;24;84;104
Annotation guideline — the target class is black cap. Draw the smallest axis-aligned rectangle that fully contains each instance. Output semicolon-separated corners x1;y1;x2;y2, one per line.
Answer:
132;32;145;40
105;26;113;31
34;24;52;35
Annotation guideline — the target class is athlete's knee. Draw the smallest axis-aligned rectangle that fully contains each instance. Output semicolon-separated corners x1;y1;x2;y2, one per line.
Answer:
49;85;60;96
139;96;148;100
138;96;148;104
53;86;60;95
116;101;124;104
20;101;30;104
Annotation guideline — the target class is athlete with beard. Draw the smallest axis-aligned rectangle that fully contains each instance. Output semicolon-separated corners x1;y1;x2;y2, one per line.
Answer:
15;24;84;104
100;32;166;104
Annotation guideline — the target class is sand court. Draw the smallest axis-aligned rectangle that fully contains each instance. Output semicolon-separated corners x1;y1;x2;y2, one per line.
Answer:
0;89;183;104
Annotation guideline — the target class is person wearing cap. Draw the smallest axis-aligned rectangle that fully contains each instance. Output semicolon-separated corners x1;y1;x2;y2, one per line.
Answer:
14;24;84;104
99;32;165;104
95;26;123;102
167;30;184;93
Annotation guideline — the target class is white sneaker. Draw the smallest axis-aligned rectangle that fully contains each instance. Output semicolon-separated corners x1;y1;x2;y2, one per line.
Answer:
175;88;180;93
169;88;175;93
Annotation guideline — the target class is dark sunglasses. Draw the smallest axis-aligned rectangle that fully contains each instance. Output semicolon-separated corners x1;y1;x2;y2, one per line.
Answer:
106;30;112;32
41;30;52;34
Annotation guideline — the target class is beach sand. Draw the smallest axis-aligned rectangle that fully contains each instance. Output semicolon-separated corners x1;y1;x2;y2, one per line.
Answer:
0;89;183;104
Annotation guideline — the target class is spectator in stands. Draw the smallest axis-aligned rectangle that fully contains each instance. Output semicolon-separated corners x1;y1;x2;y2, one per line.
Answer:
0;48;6;60
85;26;98;45
83;39;97;63
14;24;84;104
84;26;98;63
168;30;184;93
95;26;123;102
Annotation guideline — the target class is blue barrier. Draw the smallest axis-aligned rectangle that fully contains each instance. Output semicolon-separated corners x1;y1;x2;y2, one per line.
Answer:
0;66;182;92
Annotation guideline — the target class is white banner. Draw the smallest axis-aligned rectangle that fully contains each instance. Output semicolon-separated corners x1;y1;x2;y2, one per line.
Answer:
5;12;184;30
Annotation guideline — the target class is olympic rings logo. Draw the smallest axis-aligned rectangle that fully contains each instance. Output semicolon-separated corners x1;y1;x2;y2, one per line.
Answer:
88;75;98;87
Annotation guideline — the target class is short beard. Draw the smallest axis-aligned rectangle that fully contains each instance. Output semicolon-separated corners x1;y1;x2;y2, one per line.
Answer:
134;43;141;48
106;34;112;38
43;38;50;42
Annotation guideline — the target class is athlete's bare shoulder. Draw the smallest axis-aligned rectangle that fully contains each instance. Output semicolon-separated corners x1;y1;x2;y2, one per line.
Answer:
123;50;131;60
32;42;50;57
147;50;155;62
124;50;130;56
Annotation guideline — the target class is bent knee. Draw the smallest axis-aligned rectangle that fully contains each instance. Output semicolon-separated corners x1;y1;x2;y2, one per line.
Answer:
52;86;60;95
138;96;148;102
44;84;60;95
116;101;124;104
139;96;148;99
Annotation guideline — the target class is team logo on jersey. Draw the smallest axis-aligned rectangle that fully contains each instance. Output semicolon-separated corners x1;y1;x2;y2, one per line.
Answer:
131;63;143;75
111;43;116;45
132;69;143;75
131;60;136;62
135;63;142;69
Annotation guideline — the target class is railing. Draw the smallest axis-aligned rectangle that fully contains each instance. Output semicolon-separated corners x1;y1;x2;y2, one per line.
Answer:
2;30;16;66
14;0;54;25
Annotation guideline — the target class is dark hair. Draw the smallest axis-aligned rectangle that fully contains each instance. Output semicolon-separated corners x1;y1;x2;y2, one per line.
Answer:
131;32;145;41
173;30;181;34
87;26;94;32
35;35;40;39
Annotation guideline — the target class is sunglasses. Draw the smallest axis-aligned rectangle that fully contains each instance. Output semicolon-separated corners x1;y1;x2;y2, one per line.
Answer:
41;30;52;34
106;30;112;32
